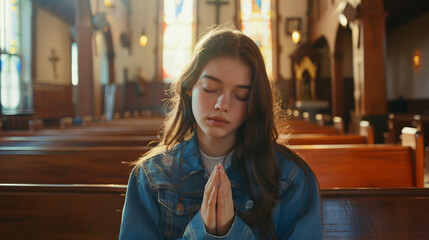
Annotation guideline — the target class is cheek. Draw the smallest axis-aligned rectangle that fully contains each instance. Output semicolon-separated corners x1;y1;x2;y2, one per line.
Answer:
233;102;248;123
191;89;210;117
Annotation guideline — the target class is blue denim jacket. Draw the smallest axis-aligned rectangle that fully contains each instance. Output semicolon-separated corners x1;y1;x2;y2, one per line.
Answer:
119;134;322;239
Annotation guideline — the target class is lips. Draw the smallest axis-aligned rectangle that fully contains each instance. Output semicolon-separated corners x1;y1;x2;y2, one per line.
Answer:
208;116;229;127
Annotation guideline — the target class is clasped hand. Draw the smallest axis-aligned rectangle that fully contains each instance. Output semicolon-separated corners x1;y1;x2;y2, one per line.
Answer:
201;163;234;236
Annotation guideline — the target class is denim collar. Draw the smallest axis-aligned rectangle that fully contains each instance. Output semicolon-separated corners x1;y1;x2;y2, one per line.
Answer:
180;133;205;180
179;133;245;188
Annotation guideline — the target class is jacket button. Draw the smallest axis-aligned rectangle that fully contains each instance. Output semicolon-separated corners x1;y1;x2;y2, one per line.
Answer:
176;202;184;212
245;200;253;210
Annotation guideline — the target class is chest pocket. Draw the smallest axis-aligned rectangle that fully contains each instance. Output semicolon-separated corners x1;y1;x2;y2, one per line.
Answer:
158;188;203;240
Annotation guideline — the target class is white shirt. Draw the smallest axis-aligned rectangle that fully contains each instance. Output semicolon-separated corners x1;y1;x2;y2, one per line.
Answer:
199;148;233;175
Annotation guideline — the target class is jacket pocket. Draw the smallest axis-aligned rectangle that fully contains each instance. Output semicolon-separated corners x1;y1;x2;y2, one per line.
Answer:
158;188;203;239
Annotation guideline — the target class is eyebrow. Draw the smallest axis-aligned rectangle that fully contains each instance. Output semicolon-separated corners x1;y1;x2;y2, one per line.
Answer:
200;74;251;89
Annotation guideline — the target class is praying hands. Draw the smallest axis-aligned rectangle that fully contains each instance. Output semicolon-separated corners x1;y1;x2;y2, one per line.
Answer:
200;163;235;236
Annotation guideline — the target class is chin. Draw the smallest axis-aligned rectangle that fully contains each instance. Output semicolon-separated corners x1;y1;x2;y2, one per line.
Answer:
202;128;230;139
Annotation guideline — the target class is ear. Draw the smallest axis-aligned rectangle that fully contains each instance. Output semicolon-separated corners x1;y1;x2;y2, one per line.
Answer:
187;89;192;96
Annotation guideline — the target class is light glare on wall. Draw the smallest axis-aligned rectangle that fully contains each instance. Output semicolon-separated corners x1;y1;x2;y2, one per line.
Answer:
337;1;358;27
139;34;148;48
292;30;301;44
413;51;421;69
339;14;348;27
104;0;115;8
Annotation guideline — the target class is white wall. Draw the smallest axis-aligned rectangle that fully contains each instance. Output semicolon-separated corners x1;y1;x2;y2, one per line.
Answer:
279;0;308;80
386;13;429;100
35;9;72;84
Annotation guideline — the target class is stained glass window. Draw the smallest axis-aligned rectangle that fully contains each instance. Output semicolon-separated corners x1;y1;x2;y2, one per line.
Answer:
71;42;79;86
162;0;195;82
240;0;273;79
0;0;21;111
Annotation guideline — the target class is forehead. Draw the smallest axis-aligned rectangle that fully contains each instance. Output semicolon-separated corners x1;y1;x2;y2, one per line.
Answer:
199;56;251;86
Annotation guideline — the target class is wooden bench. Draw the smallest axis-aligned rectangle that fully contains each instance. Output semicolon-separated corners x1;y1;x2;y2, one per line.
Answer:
0;146;149;184
0;134;367;147
0;127;160;137
1;117;164;137
384;113;429;145
0;118;370;147
0;184;126;240
291;128;424;188
1;184;428;239
281;134;367;145
322;188;429;239
279;117;344;135
0;128;422;187
0;135;159;147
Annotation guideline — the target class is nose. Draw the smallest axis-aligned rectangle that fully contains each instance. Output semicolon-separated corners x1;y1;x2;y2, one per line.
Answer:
214;93;230;112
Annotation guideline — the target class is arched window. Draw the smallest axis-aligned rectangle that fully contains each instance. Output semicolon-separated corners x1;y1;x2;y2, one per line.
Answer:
239;0;278;80
0;0;21;111
158;0;196;83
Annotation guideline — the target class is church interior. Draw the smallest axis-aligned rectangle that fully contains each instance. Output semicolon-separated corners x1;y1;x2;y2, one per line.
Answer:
1;0;429;239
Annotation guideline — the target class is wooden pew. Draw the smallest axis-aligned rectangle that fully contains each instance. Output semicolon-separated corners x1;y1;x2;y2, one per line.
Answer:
0;135;159;147
0;117;164;137
0;134;367;147
0;118;368;147
291;128;424;188
0;184;125;240
0;128;421;187
281;134;367;145
1;184;428;239
279;120;340;135
384;113;429;145
0;127;160;137
0;146;149;184
322;188;429;239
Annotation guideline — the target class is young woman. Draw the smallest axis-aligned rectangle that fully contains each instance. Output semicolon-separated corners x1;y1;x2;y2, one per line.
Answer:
119;26;322;240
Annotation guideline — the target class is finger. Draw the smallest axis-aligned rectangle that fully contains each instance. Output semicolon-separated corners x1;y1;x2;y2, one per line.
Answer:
204;166;218;200
220;164;231;190
218;164;234;214
206;167;220;210
201;167;219;235
216;165;235;236
208;183;218;208
203;184;218;235
219;165;232;207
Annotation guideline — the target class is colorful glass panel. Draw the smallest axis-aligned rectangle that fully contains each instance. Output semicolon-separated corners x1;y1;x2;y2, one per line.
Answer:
0;0;21;111
240;0;273;79
1;54;21;110
162;0;194;82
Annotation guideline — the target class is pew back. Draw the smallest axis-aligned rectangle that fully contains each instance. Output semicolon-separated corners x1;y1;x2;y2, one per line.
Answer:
0;184;125;240
1;184;428;240
0;135;158;147
292;144;421;188
0;146;149;184
322;188;429;239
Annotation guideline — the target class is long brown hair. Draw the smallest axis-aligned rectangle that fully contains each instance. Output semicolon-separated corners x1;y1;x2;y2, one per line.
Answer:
135;26;304;239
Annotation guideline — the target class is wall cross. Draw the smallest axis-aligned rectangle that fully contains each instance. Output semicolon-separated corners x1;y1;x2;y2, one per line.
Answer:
49;48;60;79
206;0;229;24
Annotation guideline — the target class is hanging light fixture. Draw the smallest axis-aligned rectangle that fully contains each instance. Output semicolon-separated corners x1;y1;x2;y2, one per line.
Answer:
139;29;148;48
337;1;358;27
292;30;301;44
413;50;421;69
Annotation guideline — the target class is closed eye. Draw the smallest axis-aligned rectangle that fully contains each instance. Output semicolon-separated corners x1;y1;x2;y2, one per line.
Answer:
202;87;218;93
235;94;248;101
